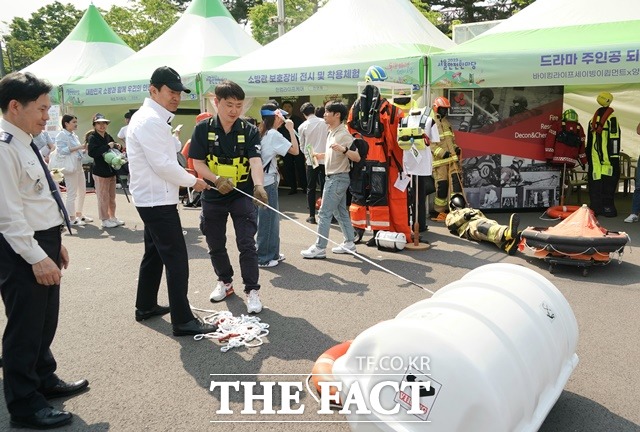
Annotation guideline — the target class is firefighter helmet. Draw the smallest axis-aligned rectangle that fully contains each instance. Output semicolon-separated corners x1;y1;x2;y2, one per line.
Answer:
479;88;494;101
562;109;578;122
432;96;451;110
449;193;467;211
512;95;528;109
596;92;613;107
365;65;387;82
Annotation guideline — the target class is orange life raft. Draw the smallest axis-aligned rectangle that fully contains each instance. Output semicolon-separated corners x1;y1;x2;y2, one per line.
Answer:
521;204;628;262
310;340;352;397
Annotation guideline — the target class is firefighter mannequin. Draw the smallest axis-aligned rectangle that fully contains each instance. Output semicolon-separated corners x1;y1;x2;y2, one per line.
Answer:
545;109;587;168
431;96;463;220
586;92;621;217
398;107;439;234
348;74;410;244
445;193;520;255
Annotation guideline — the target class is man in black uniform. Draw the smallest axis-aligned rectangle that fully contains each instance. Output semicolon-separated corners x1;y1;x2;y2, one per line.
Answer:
0;72;88;429
189;80;268;314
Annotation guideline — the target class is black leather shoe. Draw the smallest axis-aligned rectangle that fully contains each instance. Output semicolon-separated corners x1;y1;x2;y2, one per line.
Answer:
135;305;171;322
10;407;72;429
173;318;217;336
40;379;89;399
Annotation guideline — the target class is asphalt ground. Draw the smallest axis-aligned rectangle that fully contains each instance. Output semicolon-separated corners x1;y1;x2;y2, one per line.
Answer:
0;189;639;432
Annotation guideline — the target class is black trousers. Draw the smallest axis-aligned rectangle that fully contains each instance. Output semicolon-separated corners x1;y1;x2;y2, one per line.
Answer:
200;196;259;293
136;205;193;325
306;164;325;217
284;153;307;192
0;227;61;416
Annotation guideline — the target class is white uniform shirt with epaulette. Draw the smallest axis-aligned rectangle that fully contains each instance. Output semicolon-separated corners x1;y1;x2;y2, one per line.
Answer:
0;119;64;264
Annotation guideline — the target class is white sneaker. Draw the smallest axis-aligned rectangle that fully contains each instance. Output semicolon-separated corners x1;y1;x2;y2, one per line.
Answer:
623;214;639;223
300;245;326;259
332;241;356;254
80;215;94;222
277;253;286;262
72;219;86;227
246;290;263;313
210;281;234;302
110;218;125;226
258;260;279;268
101;220;118;228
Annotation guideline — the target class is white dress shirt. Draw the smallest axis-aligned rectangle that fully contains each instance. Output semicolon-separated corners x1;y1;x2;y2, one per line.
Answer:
0;119;64;264
126;98;197;207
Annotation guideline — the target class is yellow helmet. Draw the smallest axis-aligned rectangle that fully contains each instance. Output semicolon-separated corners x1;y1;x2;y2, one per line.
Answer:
562;109;578;122
596;92;613;107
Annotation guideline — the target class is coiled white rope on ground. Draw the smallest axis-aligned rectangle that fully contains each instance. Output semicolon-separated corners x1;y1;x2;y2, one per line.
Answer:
190;307;269;352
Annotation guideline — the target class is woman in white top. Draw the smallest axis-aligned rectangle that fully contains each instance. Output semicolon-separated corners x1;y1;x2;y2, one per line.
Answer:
55;115;92;226
256;103;299;268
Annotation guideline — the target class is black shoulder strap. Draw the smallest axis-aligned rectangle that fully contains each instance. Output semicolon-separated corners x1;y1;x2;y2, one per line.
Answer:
207;117;218;156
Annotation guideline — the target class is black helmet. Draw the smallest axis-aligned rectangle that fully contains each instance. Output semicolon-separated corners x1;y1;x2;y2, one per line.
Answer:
479;88;494;101
449;193;467;211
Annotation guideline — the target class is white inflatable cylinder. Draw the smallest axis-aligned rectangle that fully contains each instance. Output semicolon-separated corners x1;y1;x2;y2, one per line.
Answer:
332;263;579;432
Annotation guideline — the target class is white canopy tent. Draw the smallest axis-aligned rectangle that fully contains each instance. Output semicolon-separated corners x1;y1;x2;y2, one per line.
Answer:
206;0;455;99
62;0;261;136
20;4;134;104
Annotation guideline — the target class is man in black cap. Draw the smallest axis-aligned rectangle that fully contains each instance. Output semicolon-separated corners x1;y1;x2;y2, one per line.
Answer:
126;66;215;336
0;72;88;429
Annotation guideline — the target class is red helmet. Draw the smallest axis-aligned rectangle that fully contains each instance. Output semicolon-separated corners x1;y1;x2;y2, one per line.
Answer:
433;96;451;110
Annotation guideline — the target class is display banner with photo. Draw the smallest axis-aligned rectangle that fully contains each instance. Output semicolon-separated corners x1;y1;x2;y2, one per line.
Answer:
448;85;565;210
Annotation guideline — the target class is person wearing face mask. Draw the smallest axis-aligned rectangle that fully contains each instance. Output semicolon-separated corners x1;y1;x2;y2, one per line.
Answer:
430;96;463;221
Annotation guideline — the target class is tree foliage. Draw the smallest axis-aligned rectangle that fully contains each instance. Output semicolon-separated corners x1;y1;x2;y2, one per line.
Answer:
222;0;264;25
103;0;180;51
248;0;327;45
429;0;536;33
3;2;83;71
410;0;442;27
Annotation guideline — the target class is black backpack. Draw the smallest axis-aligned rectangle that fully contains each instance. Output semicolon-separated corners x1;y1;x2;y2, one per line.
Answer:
349;133;369;180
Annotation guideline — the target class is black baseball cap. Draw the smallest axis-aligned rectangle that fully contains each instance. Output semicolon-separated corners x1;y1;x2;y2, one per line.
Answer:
150;66;191;93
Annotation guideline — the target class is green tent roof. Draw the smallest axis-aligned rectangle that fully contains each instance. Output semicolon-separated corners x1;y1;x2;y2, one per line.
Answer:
185;0;234;19
67;4;130;45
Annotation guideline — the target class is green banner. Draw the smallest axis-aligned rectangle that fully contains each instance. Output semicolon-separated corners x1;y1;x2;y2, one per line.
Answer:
430;45;640;88
63;75;200;107
204;57;424;98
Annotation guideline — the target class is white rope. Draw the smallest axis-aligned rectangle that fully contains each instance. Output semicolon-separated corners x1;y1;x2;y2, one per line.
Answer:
190;307;269;352
229;185;435;295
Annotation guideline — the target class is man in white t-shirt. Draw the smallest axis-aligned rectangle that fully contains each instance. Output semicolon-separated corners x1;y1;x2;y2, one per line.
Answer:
117;111;132;148
298;102;329;224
